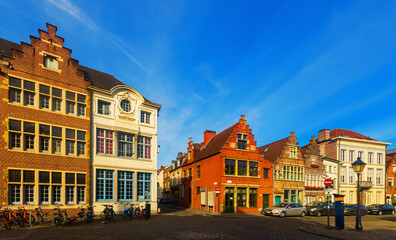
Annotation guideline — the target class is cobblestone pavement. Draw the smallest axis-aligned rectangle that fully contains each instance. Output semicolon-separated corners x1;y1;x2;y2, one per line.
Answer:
4;206;395;240
0;205;329;240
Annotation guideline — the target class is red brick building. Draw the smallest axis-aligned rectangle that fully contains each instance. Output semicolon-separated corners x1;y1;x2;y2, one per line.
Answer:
0;24;91;211
386;152;396;204
180;115;273;213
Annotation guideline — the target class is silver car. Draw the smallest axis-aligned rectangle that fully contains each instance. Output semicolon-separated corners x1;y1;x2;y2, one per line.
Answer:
264;202;306;217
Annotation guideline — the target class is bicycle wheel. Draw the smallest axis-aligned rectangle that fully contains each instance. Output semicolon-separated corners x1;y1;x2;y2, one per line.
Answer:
127;210;132;220
87;212;93;223
135;209;143;218
110;210;116;221
54;216;61;226
16;215;24;227
100;211;106;221
36;214;44;224
3;218;12;230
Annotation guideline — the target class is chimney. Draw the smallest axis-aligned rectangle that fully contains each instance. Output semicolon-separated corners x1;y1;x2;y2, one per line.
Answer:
290;132;295;137
318;129;330;142
178;152;183;158
204;130;216;145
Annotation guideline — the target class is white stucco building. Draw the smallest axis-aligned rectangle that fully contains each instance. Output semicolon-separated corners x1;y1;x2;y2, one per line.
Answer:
87;68;161;214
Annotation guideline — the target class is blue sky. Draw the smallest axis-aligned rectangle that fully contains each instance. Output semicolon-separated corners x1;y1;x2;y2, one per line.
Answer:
1;1;396;167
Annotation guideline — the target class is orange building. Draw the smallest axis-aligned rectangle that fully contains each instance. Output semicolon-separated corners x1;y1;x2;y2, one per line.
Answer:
386;151;396;204
180;115;273;213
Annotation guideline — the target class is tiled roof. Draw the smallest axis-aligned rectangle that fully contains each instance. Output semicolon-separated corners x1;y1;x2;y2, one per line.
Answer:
330;128;377;141
0;37;21;60
194;123;238;161
0;38;158;106
387;148;396;156
258;137;288;163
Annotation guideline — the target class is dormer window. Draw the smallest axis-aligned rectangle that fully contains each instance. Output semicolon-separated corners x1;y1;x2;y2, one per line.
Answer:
44;55;58;71
237;134;247;150
120;99;131;113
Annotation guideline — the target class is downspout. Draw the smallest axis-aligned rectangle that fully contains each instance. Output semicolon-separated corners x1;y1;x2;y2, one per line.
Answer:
90;88;94;206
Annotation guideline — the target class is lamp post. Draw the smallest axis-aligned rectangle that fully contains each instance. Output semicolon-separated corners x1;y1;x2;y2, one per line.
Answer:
352;157;366;230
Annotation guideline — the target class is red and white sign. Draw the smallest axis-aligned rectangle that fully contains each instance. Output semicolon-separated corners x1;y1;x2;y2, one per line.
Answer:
215;187;220;193
324;178;333;186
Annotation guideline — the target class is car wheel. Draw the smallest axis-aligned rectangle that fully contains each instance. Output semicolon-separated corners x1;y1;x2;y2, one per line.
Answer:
392;210;395;215
378;211;382;216
300;211;306;217
279;212;286;218
316;211;322;217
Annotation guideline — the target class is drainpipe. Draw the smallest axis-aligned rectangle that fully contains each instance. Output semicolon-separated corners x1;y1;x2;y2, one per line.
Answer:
90;89;94;206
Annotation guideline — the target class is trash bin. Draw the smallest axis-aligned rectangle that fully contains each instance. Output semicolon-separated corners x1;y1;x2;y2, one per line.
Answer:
334;194;345;229
145;202;151;219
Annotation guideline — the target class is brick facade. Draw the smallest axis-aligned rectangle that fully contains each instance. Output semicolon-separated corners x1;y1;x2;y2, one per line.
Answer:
386;155;396;204
180;116;273;213
0;24;91;213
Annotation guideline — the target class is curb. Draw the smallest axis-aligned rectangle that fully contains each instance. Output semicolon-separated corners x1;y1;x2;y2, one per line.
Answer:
299;226;347;240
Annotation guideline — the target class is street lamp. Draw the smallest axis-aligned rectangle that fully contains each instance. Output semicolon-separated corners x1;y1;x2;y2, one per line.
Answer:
352;157;366;230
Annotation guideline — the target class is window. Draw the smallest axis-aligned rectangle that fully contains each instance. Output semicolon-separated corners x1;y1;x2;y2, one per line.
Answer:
52;186;62;204
66;186;75;204
137;173;151;201
341;149;346;161
341;166;346;183
368;152;373;164
120;99;131;112
23;122;35;150
52;87;62;112
376;169;382;185
39;84;50;109
263;168;269;178
40;185;49;204
377;153;383;165
189;168;192;177
349;192;353;204
77;94;86;117
118;171;134;201
77;186;85;204
376;192;381;204
39;124;50;152
197;166;201;179
349;167;354;183
367;192;372;205
249;188;257;207
358;151;363;161
183;170;186;178
77;131;86;156
9;184;21;205
237;188;247;207
96;169;114;201
249;162;258;176
97;129;113;155
290;147;297;158
349;150;354;162
44;55;58;71
52;126;62;154
238;160;247;176
9;119;21;149
367;168;373;183
23;80;35;106
9;77;22;103
389;177;394;187
24;185;35;204
137;136;151;159
225;159;235;175
196;186;200;194
98;100;111;115
118;132;134;158
66;129;76;155
141;111;151;124
237;134;247;150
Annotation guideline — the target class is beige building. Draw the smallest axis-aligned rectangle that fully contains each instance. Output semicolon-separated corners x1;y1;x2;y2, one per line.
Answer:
317;129;391;205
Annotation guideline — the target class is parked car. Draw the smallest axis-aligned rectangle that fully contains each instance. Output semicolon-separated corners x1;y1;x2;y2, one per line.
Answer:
158;198;170;204
344;204;367;216
264;202;306;218
306;202;335;217
367;204;395;215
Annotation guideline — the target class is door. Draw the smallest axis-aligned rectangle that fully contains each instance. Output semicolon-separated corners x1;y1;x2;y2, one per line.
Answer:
291;195;296;203
275;196;281;204
225;187;234;213
262;194;270;209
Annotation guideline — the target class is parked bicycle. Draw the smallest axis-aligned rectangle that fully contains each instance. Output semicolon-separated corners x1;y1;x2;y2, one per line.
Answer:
53;205;65;226
85;206;95;224
100;203;117;223
133;204;146;218
62;206;91;225
31;206;47;225
121;203;133;220
2;207;23;230
16;206;31;227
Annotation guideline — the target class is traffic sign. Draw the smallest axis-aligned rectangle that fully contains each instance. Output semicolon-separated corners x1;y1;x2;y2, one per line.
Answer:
324;178;333;186
215;187;220;193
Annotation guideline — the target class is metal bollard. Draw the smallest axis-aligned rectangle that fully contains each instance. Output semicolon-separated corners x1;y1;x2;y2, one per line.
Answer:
144;202;151;219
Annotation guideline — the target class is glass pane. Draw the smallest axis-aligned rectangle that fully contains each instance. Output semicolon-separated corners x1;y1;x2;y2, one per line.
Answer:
39;124;50;135
39;84;50;94
66;91;75;100
77;94;86;103
77;131;86;141
52;172;62;184
66;173;75;184
77;174;86;184
52;88;62;97
23;80;35;91
9;77;21;88
23;122;35;133
9;170;21;182
52;126;62;137
66;129;75;139
39;171;50;183
23;170;35;183
9;119;21;131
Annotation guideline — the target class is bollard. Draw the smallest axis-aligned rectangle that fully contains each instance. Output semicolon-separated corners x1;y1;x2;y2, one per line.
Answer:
334;194;345;229
144;202;151;219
